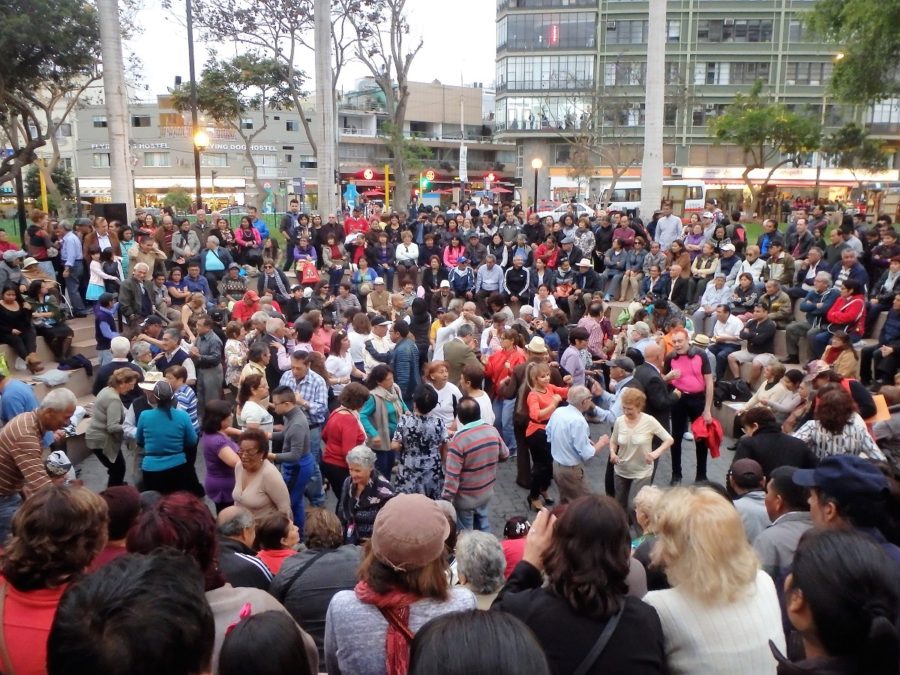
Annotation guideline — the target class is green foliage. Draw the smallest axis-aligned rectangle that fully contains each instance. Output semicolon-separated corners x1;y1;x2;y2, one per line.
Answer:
24;165;75;208
0;0;100;184
163;187;193;213
710;81;822;168
809;0;900;102
820;122;891;175
380;122;431;174
170;53;302;126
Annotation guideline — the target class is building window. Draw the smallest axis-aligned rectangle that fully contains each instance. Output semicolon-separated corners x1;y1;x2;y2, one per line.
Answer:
92;153;110;168
252;154;277;167
300;155;317;168
92;116;107;128
788;20;805;42
285;153;293;164
200;153;228;167
55;123;73;138
497;12;597;51
496;55;595;91
495;96;593;132
131;115;152;127
604;19;680;45
143;151;171;167
665;62;683;85
664;104;678;126
691;104;727;126
604;61;646;86
785;62;834;85
730;62;771;84
241;118;254;130
286;120;298;131
59;157;74;172
697;19;774;43
553;144;572;164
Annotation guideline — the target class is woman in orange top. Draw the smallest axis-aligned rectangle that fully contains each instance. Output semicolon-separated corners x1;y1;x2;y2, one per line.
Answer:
523;362;568;511
255;512;300;574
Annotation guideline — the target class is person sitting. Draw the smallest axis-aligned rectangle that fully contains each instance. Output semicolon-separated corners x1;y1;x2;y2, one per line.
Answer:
218;610;313;675
733;406;817;477
792;387;885;461
255;512;300;575
215;505;273;590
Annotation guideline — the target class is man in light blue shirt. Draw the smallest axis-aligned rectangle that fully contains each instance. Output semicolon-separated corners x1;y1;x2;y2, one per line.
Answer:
474;255;504;309
547;386;608;502
0;374;39;425
591;357;638;424
60;220;88;316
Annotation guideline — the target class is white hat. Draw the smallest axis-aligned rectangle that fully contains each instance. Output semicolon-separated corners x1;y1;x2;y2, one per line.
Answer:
577;258;592;267
138;371;165;391
374;277;385;285
526;336;548;354
439;280;451;288
519;305;535;315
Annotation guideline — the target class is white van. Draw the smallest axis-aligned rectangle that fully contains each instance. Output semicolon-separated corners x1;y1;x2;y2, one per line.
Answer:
599;180;707;220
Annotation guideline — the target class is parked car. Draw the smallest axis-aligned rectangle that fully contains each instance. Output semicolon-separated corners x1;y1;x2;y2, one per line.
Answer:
536;202;595;221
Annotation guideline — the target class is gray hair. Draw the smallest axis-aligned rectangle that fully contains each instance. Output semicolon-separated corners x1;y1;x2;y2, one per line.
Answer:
110;336;131;358
217;508;254;537
206;235;221;245
808;246;824;258
130;340;152;359
132;262;150;275
250;311;269;325
456;531;506;595
485;254;496;263
265;317;284;335
814;271;833;284
163;328;182;342
40;388;77;411
456;324;474;338
346;445;377;468
567;385;593;406
842;248;858;259
61;220;74;232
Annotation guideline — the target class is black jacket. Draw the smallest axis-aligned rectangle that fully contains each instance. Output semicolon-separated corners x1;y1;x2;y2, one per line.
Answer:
668;275;691;309
492;560;666;675
217;536;273;590
632;363;678;428
733;424;817;477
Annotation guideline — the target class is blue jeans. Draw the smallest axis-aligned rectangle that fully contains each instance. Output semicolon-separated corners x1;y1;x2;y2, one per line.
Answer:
0;493;23;544
283;453;315;533
328;267;344;295
456;503;490;532
98;349;112;367
708;342;739;380
374;450;396;478
493;398;517;454
65;260;86;313
303;426;326;507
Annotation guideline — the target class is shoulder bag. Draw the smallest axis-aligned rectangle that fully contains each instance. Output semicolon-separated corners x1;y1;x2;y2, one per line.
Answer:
571;600;626;675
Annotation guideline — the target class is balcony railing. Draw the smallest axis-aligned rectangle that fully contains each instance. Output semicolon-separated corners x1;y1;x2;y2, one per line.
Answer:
868;122;900;136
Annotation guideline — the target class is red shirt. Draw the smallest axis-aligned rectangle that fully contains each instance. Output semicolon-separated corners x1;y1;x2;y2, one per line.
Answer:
322;409;366;468
343;217;369;237
502;538;527;578
526;385;569;437
258;548;295;575
484;348;526;395
87;544;128;572
0;243;19;254
1;576;67;675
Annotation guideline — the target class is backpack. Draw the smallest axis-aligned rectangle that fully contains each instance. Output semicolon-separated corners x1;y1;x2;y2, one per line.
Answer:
714;379;752;407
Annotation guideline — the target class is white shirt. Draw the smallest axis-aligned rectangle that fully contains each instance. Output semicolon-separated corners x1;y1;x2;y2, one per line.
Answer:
430;382;462;426
455;391;495;428
325;352;354;395
433;315;465;361
644;570;785;675
395;242;419;263
713;314;744;340
480;324;508;356
348;330;369;364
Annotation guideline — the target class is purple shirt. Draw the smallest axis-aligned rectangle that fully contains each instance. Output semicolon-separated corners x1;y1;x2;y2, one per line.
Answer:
201;431;239;503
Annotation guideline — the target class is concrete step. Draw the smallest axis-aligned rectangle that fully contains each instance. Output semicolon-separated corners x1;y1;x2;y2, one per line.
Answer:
5;359;98;399
72;339;98;361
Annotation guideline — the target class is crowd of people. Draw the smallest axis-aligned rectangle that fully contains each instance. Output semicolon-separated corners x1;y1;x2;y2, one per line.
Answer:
0;195;900;674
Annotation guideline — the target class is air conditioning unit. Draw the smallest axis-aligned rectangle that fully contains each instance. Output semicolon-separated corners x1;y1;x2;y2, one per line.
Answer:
724;18;735;25
606;21;617;29
670;166;683;177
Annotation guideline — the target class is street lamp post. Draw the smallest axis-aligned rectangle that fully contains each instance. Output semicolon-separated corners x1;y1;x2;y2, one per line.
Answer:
193;130;209;212
531;157;543;213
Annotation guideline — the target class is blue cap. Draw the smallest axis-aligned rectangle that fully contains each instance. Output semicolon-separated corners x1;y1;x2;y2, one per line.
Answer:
457;256;468;263
792;455;888;504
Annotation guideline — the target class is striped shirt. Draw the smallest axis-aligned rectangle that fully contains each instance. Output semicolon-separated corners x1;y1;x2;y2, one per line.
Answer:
442;421;509;510
279;370;328;426
0;412;51;497
174;384;200;433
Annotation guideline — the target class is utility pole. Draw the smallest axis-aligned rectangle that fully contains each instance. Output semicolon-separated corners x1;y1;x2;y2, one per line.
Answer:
314;0;339;217
640;0;666;221
97;0;136;223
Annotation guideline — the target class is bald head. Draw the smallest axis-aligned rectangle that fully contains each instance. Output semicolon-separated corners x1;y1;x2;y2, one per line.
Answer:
644;342;664;367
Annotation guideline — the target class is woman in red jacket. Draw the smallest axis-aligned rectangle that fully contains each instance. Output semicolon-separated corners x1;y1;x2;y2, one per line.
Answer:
523;362;568;512
321;382;370;496
814;278;867;357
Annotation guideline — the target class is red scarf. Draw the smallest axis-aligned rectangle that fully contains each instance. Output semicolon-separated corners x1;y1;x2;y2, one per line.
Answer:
823;345;845;366
354;581;421;675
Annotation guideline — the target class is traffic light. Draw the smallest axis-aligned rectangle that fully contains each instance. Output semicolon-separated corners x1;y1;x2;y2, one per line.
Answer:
419;173;431;192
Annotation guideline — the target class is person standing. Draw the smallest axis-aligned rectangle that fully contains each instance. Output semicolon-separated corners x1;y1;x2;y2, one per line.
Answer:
280;198;301;271
442;397;509;531
389;321;420;410
664;329;714;485
752;466;813;581
546;386;608;503
191;316;224;423
86;368;140;488
523;362;569;511
279;350;328;508
60;220;87;316
268;386;315;534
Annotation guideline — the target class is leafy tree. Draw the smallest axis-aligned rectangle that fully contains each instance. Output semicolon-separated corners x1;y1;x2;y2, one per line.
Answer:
809;0;900;102
170;54;300;204
163;187;193;213
0;0;101;186
349;0;423;207
710;80;821;215
820;122;891;185
24;164;75;214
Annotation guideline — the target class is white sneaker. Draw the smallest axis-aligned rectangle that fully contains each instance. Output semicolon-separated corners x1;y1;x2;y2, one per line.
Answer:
683;431;694;441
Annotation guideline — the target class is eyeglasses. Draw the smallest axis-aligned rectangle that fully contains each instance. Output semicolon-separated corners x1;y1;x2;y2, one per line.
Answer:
264;265;274;269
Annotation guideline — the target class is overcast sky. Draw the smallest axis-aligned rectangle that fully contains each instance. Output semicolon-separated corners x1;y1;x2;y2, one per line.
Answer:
128;0;497;98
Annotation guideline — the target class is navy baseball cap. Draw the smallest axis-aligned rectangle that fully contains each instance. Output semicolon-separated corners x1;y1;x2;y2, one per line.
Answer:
792;455;888;503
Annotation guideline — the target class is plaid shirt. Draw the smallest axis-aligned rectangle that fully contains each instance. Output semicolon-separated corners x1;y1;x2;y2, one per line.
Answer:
279;370;328;425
